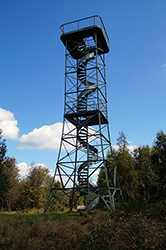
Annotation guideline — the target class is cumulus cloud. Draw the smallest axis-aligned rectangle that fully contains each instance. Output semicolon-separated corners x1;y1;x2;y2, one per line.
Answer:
0;107;139;159
18;122;75;151
93;169;100;176
0;106;75;152
17;161;75;187
54;174;73;188
17;162;29;177
128;145;139;153
18;123;63;151
17;162;49;178
112;142;138;154
90;181;97;186
0;107;19;139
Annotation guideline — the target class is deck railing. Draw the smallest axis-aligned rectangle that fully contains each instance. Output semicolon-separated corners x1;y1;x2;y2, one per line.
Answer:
60;15;109;49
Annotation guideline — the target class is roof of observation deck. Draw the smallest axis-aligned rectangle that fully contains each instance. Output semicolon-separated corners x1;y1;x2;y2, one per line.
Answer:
60;15;110;57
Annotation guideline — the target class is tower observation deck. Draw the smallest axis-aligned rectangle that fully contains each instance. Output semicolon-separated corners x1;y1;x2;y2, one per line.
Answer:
44;16;121;213
60;15;110;58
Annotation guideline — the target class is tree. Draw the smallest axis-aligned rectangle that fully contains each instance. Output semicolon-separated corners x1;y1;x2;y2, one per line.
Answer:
115;131;139;201
97;148;117;188
117;130;129;151
48;180;69;211
24;164;51;209
98;131;139;201
152;130;166;199
0;129;10;209
17;164;69;211
133;145;157;201
16;165;49;210
3;157;20;211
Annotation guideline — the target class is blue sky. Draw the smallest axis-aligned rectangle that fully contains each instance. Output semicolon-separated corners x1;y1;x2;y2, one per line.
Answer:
1;0;166;176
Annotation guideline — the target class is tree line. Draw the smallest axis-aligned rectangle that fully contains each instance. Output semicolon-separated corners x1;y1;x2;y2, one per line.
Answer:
98;130;166;202
0;129;68;211
0;129;166;211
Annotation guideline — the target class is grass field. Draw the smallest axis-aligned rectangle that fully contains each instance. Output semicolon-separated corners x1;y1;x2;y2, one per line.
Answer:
0;201;166;249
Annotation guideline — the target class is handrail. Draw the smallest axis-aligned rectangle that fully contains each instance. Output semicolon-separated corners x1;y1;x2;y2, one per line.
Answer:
60;15;109;48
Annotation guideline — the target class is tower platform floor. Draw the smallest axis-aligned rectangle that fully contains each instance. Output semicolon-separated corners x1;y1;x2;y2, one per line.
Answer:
64;110;108;126
60;25;109;59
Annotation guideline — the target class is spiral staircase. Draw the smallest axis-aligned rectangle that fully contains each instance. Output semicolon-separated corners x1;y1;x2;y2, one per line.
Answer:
76;51;99;210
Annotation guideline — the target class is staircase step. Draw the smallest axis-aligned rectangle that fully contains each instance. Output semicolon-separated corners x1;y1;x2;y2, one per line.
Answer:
78;76;86;81
79;64;86;69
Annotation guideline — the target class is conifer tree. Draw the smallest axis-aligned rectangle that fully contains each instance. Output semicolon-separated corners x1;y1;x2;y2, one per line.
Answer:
0;129;9;209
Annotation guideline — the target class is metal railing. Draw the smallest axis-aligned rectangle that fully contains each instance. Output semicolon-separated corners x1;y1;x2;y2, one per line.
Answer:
60;15;109;49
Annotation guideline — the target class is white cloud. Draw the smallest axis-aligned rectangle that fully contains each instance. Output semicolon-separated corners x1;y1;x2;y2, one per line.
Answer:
17;162;49;178
93;169;100;176
18;122;75;151
128;145;139;153
90;181;97;186
17;162;29;177
0;107;19;140
54;174;73;188
112;142;138;154
18;123;63;151
0;107;139;159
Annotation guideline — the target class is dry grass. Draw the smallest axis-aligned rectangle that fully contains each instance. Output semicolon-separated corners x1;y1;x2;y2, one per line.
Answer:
0;202;166;249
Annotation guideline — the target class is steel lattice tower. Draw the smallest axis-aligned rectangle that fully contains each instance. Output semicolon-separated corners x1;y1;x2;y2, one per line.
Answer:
44;16;121;213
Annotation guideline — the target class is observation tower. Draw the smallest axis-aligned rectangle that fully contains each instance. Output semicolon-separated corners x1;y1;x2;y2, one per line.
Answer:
44;16;121;213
